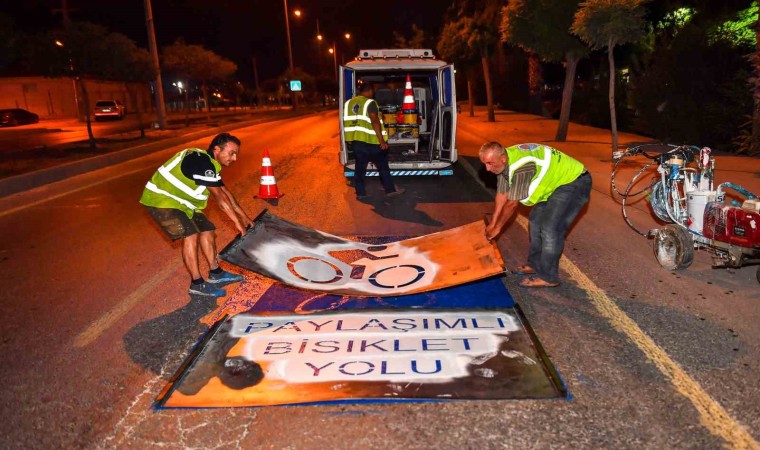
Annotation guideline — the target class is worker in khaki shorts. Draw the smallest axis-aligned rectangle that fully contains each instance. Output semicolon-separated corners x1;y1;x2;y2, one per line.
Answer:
480;142;591;288
139;133;252;297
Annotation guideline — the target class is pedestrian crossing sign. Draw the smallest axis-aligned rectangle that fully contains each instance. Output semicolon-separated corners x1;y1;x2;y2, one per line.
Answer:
289;80;302;92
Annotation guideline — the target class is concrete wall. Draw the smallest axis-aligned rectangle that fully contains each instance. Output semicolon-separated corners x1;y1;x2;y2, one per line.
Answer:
0;77;153;119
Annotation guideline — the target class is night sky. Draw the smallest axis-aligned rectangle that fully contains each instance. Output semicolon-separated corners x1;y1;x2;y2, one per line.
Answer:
4;0;452;83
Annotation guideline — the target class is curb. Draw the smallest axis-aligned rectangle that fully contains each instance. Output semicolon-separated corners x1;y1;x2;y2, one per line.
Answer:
0;110;316;198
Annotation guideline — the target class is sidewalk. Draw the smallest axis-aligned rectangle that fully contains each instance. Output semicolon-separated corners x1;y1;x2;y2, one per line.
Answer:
456;107;760;196
0;106;322;198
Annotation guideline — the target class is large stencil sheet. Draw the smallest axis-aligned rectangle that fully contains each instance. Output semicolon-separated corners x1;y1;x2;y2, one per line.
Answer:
157;307;566;408
219;211;505;297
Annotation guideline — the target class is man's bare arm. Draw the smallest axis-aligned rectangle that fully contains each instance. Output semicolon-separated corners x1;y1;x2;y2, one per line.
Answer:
486;192;518;241
369;112;388;150
208;186;247;235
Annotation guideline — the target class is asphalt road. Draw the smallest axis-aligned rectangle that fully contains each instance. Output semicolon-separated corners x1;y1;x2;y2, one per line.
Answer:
0;110;758;449
0;108;262;153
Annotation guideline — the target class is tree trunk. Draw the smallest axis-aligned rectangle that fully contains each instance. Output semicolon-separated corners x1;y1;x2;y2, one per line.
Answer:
528;52;543;116
751;15;760;155
481;52;495;122
184;80;190;128
78;78;96;149
607;37;619;155
468;77;475;117
555;54;579;142
125;83;145;138
202;83;211;119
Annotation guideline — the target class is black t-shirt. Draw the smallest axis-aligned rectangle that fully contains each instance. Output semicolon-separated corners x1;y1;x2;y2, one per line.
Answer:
180;150;224;187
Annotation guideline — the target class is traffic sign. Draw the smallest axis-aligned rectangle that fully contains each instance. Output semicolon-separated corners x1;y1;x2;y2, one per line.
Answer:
289;80;302;92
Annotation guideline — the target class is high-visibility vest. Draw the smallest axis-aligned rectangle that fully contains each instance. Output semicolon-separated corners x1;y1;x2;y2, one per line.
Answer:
343;96;386;144
139;148;221;218
505;143;584;206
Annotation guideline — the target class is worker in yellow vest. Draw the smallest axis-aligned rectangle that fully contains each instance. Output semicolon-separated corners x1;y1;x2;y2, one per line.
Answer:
479;142;592;288
343;80;404;199
140;133;252;297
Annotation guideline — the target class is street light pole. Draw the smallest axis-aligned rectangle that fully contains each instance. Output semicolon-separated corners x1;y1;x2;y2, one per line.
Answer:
316;19;323;77
330;42;338;81
282;0;297;109
144;0;167;129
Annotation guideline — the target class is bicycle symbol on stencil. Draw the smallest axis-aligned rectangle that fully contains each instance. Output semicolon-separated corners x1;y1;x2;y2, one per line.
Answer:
271;241;438;294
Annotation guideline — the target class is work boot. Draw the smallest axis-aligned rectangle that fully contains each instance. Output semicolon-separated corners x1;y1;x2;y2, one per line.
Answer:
189;281;227;297
207;269;244;286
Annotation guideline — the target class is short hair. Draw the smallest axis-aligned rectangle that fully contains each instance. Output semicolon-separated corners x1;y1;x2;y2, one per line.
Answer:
479;141;503;157
208;133;240;153
357;80;372;93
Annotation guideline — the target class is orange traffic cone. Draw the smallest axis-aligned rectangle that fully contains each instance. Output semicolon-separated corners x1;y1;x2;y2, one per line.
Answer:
255;148;283;200
402;74;416;112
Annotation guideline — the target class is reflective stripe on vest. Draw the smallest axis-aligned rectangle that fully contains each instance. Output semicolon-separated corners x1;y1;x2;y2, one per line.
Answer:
506;144;584;206
139;148;221;217
343;96;386;144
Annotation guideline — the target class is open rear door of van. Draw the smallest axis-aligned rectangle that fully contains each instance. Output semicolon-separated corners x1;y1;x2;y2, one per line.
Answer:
438;64;457;164
339;66;355;167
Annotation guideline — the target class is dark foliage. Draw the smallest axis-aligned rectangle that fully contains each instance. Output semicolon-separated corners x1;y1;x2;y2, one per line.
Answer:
631;26;752;150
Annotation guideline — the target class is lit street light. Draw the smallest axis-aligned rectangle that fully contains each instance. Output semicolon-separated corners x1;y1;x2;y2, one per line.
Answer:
282;0;298;109
329;45;337;81
53;39;81;120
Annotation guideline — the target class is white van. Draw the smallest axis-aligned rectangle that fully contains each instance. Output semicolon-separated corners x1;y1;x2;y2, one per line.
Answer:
339;49;457;177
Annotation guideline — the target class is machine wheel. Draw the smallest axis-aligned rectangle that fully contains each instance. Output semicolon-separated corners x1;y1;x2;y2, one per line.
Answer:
654;224;694;270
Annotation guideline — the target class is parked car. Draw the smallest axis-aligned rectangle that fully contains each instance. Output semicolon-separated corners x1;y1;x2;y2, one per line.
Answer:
93;100;126;120
0;108;40;127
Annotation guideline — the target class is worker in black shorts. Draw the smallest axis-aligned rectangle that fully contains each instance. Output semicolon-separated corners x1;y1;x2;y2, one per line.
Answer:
139;133;252;297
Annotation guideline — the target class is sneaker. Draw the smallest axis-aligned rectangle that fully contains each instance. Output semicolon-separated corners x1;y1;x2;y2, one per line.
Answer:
386;188;406;197
207;269;244;286
189;281;227;297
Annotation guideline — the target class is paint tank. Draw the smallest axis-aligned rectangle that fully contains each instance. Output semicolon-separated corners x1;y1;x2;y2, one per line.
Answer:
687;190;715;233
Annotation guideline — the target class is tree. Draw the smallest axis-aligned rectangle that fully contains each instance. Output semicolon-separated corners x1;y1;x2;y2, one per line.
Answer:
438;18;480;117
501;0;588;141
572;0;648;154
444;0;504;122
393;24;429;48
162;40;237;123
27;22;152;149
106;33;155;138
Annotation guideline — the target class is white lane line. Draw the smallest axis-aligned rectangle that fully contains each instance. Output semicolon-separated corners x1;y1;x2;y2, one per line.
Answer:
73;263;178;348
0;165;152;219
458;157;759;450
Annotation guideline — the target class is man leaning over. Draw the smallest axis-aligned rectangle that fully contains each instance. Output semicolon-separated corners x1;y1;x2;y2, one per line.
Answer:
139;132;252;297
480;142;592;288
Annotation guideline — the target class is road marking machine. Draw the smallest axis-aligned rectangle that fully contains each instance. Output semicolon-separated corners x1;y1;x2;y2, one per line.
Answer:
612;143;760;282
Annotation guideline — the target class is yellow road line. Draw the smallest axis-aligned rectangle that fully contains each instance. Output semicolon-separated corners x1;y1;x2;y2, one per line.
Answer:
518;216;759;450
73;264;177;348
458;157;758;449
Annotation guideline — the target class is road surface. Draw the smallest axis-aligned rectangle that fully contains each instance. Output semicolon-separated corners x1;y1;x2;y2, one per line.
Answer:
0;110;758;449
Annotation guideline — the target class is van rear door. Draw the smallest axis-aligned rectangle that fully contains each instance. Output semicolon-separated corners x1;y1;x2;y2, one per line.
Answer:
339;66;355;165
438;64;457;163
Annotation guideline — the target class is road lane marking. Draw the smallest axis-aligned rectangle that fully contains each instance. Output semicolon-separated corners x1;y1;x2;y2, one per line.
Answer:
459;157;759;450
73;264;178;348
0;165;151;219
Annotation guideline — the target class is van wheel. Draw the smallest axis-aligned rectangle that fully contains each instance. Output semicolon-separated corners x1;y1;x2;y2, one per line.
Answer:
654;225;694;270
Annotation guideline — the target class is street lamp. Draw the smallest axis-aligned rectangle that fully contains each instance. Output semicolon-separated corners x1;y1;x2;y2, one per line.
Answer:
329;45;337;81
54;39;80;120
328;33;353;80
282;0;299;108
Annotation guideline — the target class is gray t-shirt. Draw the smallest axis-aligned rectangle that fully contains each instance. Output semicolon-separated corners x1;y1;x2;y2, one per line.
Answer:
496;162;536;201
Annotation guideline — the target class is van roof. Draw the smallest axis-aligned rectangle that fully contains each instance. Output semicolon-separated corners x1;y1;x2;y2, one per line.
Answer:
345;49;449;71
